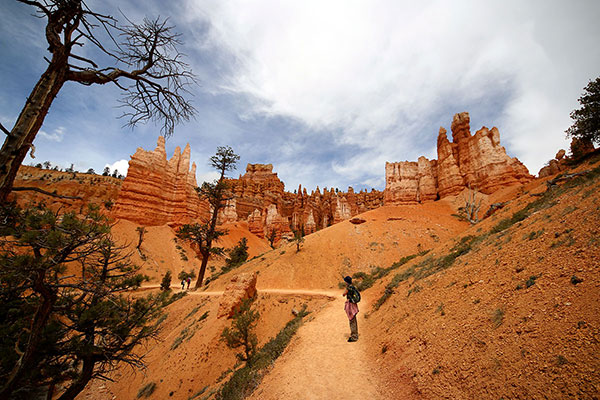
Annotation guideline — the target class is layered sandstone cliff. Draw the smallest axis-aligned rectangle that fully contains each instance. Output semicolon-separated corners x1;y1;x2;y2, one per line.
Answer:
113;142;383;238
385;112;532;204
225;164;383;240
112;136;209;226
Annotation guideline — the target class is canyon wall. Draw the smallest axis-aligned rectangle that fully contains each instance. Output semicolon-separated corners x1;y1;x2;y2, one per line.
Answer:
224;164;383;240
384;112;532;204
112;136;209;226
112;141;383;236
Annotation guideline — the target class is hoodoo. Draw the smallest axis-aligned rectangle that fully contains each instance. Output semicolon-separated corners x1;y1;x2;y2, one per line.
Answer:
384;112;532;204
111;136;209;227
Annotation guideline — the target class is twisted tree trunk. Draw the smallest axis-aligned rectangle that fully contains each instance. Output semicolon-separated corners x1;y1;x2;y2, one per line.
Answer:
0;57;67;201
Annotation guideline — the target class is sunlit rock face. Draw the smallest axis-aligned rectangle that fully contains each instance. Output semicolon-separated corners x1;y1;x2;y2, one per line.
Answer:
114;147;384;236
112;136;209;227
227;164;383;239
385;112;533;205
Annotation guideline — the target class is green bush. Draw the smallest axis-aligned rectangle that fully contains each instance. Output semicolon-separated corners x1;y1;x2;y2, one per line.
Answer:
161;270;172;291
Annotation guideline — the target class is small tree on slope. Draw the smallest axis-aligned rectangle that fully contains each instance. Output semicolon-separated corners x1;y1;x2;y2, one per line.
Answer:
221;299;259;366
566;76;600;146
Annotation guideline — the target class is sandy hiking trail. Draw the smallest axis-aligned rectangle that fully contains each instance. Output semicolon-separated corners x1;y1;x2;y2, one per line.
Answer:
248;295;389;400
139;285;337;300
138;285;391;398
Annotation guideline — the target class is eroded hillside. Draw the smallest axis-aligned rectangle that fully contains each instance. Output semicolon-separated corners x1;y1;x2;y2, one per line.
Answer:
364;153;600;399
12;154;600;400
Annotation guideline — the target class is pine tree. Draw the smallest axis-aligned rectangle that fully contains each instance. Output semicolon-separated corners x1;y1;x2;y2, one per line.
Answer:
221;299;259;366
177;146;239;289
224;238;249;272
0;203;166;399
566;77;600;146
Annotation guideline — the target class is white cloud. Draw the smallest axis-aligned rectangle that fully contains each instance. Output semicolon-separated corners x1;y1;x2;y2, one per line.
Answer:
38;126;65;142
185;0;600;180
104;159;129;176
196;171;220;183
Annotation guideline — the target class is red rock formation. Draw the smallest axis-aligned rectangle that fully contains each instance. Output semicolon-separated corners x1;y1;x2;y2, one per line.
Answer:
112;136;209;226
385;112;533;204
113;143;384;235
384;156;438;204
227;164;383;239
538;149;567;178
217;272;258;319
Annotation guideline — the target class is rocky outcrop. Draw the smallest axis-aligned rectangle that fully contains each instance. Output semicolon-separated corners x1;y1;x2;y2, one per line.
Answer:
384;156;438;204
217;272;258;318
538;149;568;178
227;164;383;239
112;136;209;226
385;113;533;204
112;141;384;236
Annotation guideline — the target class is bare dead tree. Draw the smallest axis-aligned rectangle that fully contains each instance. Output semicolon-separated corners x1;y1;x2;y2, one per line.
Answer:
458;185;483;224
0;0;197;201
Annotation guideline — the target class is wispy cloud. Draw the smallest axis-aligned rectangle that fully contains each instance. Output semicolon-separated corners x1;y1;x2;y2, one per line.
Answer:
184;0;600;181
38;126;66;142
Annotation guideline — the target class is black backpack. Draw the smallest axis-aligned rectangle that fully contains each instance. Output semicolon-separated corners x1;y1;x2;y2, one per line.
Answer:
347;285;361;304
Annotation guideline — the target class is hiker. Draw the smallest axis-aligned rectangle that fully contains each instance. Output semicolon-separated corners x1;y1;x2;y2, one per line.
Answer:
181;279;186;290
186;276;191;289
342;276;360;342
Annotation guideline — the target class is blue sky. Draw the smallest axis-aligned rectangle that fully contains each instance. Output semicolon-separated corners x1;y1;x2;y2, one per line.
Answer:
1;0;599;192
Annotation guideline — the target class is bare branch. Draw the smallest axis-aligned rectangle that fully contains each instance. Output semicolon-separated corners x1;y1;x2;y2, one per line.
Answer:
0;122;10;136
69;53;99;68
16;0;50;17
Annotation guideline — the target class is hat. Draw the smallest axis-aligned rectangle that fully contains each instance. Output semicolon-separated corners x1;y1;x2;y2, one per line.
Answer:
343;276;352;284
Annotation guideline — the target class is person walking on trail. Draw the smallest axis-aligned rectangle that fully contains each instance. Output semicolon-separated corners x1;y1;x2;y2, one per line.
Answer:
181;279;186;290
186;277;191;289
342;276;361;342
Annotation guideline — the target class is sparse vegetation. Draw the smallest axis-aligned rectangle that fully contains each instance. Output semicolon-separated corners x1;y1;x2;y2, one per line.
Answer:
293;230;305;252
525;275;539;288
225;238;249;271
374;235;485;310
172;311;209;350
178;269;197;283
571;275;584;285
137;382;157;398
161;270;173;291
491;308;505;328
550;233;576;248
436;303;446;316
216;306;309;400
221;299;260;365
407;284;422;296
526;229;544;240
556;355;569;366
457;185;483;224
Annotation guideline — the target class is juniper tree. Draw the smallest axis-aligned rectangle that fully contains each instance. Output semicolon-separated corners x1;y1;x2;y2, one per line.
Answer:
0;203;166;399
293;229;305;252
566;76;600;146
224;237;249;272
221;299;259;366
177;146;240;289
0;0;196;201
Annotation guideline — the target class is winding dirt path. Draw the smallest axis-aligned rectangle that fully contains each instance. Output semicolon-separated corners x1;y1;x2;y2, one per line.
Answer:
138;285;389;398
248;295;388;400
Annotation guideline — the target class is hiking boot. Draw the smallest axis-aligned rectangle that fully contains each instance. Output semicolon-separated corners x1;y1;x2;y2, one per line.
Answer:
347;337;358;342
